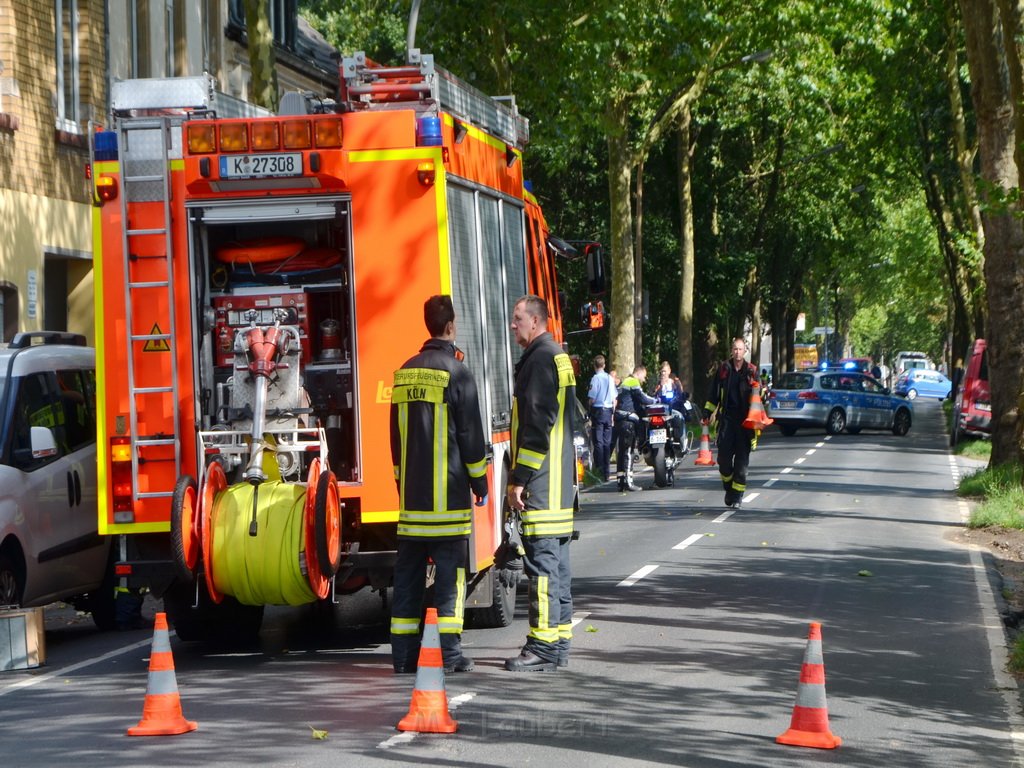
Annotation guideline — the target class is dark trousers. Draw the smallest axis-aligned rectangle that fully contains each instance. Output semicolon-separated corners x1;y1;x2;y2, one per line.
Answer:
717;418;754;495
591;407;613;479
614;418;637;478
522;535;573;663
390;538;467;668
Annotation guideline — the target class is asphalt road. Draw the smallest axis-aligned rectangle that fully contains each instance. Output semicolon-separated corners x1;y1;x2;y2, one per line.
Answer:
1;398;1020;767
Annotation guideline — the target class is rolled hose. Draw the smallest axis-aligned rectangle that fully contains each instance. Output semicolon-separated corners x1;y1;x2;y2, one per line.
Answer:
209;481;317;606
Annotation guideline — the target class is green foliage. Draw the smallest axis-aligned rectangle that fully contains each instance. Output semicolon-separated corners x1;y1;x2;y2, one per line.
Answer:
300;0;406;61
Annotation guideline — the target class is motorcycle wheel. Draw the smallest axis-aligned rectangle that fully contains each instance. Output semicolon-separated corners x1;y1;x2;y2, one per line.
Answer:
652;444;669;488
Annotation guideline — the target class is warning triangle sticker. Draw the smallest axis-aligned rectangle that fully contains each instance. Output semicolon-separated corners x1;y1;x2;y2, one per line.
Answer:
143;323;171;352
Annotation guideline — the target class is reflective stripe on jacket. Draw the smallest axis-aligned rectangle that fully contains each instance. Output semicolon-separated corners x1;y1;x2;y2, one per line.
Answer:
390;338;489;538
510;332;577;538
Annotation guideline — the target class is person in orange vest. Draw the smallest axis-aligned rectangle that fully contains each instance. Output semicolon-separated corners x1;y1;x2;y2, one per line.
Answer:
389;295;489;674
703;337;759;509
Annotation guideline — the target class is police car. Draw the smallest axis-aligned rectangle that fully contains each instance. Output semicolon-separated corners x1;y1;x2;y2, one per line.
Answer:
767;370;913;437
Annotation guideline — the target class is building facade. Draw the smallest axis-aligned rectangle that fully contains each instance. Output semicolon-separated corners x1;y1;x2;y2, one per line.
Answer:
0;0;337;342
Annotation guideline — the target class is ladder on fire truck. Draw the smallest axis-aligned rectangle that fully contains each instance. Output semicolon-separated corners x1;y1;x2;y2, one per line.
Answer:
341;49;530;149
115;114;183;502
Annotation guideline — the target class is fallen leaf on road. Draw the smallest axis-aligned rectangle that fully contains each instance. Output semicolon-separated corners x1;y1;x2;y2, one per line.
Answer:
857;570;873;577
586;625;598;633
308;725;328;740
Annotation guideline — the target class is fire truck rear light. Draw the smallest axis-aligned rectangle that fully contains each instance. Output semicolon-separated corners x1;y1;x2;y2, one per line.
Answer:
252;122;280;150
417;162;436;186
96;176;118;201
187;124;216;153
283;120;312;149
219;122;249;152
111;440;132;462
114;564;132;576
314;118;343;148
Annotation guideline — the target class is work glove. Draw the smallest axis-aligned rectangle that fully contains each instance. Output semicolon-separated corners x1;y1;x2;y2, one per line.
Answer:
497;557;523;587
474;494;488;507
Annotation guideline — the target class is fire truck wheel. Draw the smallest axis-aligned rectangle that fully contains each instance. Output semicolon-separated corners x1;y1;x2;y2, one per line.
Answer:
314;470;342;578
163;581;264;643
170;475;200;583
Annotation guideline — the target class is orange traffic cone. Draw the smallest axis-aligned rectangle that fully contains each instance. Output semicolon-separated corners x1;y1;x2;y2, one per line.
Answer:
694;420;715;466
776;622;841;750
742;384;774;429
396;607;457;734
128;612;197;736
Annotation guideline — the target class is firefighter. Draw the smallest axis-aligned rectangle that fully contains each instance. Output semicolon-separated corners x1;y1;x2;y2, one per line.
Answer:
505;295;577;672
614;365;656;492
704;337;759;508
389;295;489;674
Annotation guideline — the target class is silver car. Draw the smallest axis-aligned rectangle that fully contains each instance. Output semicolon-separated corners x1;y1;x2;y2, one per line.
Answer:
767;370;913;437
0;332;113;628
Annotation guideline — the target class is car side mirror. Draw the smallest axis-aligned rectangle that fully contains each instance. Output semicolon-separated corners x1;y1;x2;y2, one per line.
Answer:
30;426;59;459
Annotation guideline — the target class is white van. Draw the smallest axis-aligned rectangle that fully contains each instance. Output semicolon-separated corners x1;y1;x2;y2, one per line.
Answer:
0;332;114;628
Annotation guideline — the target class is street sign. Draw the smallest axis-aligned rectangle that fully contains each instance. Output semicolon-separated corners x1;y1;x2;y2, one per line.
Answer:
813;326;834;335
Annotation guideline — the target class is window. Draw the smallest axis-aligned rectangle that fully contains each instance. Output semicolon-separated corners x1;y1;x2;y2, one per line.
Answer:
10;373;64;470
55;0;80;133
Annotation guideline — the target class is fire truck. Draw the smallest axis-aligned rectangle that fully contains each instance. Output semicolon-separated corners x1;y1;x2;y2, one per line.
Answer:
90;51;576;640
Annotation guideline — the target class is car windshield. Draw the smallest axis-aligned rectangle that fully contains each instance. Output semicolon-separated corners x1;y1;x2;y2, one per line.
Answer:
776;373;814;390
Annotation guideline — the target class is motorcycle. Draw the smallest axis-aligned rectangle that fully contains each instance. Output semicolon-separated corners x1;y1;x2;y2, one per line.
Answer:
638;397;696;488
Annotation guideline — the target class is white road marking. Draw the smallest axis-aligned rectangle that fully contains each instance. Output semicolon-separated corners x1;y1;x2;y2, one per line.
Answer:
781;467;793;474
742;492;759;504
764;478;778;487
805;449;817;455
617;564;659;587
674;533;705;548
570;611;591;629
712;510;735;523
0;635;154;698
794;457;806;464
816;441;826;447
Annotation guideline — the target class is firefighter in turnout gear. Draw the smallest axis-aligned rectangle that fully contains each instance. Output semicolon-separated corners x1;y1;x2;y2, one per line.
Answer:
389;295;489;674
614;366;657;492
704;337;759;509
505;295;577;671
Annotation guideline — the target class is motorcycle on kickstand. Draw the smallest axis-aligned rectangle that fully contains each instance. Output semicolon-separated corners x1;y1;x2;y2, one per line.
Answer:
638;397;696;488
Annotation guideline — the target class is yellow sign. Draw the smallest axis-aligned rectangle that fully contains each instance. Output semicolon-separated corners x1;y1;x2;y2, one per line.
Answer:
143;324;170;352
376;380;393;403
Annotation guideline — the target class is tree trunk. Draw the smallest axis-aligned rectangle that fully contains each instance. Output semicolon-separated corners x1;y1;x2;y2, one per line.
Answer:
607;99;636;374
960;0;1024;466
634;160;644;366
675;105;696;394
243;0;279;111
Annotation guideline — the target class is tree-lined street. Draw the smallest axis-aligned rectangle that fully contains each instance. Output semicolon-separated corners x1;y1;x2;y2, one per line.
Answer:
3;401;1019;766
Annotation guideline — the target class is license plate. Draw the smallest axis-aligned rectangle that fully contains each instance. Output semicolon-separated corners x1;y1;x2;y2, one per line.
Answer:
978;403;992;412
777;401;797;409
649;428;667;445
219;153;302;179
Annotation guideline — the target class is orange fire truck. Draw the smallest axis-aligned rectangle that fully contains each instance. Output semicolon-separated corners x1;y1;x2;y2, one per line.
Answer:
90;51;576;640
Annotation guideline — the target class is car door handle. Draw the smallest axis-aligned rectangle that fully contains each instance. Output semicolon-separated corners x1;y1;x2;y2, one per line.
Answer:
73;469;82;506
67;471;75;506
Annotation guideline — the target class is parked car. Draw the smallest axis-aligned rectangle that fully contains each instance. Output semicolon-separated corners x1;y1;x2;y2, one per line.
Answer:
0;332;114;629
894;368;951;400
951;339;990;446
767;370;913;436
893;351;933;376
